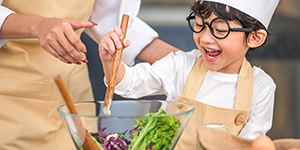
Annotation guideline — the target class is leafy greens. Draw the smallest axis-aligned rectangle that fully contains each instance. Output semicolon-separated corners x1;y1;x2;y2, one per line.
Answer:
86;108;180;150
129;108;180;150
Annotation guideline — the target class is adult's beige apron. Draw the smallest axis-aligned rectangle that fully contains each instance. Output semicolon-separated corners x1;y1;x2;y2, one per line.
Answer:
0;1;94;150
174;56;253;150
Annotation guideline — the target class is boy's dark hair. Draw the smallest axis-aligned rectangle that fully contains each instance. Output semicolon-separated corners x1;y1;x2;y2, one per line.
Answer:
192;1;272;52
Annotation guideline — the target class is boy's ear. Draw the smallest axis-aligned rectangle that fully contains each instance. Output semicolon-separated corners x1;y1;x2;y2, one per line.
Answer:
247;29;267;48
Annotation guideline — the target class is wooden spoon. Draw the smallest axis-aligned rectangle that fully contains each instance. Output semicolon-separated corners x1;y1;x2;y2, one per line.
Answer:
54;75;100;150
103;14;129;117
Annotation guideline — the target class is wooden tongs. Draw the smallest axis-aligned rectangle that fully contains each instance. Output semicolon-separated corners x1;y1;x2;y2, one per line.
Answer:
103;14;129;117
54;76;100;150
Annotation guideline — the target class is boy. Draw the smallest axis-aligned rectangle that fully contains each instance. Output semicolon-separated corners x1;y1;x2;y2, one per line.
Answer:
99;0;279;149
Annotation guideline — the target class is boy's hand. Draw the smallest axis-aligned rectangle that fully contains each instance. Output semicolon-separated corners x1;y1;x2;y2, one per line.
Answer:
99;26;130;62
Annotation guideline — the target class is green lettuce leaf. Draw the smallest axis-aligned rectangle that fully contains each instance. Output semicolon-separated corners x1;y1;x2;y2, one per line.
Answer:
129;108;180;150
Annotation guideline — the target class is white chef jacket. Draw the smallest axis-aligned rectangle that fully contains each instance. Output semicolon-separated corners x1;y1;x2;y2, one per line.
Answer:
0;0;158;66
111;49;276;140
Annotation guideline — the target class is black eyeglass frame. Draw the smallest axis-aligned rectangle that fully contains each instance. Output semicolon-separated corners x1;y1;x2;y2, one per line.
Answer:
186;12;254;39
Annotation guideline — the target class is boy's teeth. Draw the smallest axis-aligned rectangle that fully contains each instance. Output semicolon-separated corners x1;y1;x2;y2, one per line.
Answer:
207;53;214;58
207;49;216;52
205;48;221;58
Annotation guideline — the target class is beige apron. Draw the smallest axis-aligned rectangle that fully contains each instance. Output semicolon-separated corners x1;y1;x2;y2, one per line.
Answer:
0;1;94;150
174;56;253;150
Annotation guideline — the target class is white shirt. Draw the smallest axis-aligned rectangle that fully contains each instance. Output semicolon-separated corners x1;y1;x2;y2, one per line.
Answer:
111;49;276;140
0;0;158;66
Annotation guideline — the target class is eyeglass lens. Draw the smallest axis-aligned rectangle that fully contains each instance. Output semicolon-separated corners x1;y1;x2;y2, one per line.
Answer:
188;14;230;39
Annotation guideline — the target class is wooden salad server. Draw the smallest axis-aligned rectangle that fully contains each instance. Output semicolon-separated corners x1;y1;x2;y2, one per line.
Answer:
103;14;129;117
54;76;100;150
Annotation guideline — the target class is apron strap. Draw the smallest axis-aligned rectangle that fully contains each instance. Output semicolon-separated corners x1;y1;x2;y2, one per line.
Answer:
181;56;207;99
234;58;253;109
181;56;253;109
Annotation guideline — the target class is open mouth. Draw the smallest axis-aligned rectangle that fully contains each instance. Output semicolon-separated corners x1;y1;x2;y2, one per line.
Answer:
204;48;221;61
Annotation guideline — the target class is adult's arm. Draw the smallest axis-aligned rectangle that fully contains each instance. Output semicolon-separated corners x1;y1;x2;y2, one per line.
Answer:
136;38;179;64
0;5;96;64
0;4;14;46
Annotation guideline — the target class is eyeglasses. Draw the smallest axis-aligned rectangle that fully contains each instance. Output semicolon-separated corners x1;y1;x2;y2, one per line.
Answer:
186;12;253;39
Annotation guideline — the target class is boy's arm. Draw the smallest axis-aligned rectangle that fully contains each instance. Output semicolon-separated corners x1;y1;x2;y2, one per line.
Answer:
99;26;129;85
101;58;125;85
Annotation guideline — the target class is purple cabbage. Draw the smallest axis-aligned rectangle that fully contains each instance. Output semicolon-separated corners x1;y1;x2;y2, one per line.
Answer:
129;125;140;139
90;127;131;150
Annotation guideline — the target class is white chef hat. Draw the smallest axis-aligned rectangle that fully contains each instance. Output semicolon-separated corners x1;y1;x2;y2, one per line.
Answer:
196;0;279;28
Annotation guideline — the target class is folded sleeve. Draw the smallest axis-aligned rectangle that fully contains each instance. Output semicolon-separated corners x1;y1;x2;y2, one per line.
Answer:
0;5;15;47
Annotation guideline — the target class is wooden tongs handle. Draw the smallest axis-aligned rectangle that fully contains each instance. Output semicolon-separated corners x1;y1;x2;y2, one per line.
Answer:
103;14;129;117
54;76;100;150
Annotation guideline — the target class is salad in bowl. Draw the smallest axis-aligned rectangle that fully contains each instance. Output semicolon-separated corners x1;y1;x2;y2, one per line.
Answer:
57;100;195;150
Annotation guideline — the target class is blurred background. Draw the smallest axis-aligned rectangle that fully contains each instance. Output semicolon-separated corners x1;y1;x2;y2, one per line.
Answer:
82;0;300;140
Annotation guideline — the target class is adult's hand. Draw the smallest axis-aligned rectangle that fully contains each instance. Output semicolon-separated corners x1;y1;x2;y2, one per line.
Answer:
37;18;97;64
0;13;97;64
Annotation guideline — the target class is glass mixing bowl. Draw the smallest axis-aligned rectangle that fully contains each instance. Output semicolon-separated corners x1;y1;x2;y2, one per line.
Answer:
57;100;195;150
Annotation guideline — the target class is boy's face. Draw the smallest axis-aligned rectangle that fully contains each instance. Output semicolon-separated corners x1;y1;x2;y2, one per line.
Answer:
193;13;249;74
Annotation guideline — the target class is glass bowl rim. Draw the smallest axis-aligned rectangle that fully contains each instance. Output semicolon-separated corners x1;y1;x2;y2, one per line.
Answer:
57;100;195;119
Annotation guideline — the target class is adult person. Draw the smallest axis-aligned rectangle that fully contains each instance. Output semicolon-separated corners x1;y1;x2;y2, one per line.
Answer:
0;0;178;150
